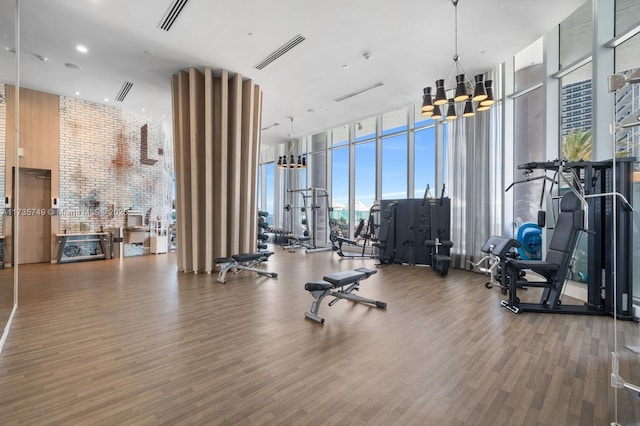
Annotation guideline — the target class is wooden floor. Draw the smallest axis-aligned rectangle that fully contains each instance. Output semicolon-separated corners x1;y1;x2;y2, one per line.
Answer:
0;247;639;425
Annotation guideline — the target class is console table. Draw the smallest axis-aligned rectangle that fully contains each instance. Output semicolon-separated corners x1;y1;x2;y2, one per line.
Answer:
56;232;109;264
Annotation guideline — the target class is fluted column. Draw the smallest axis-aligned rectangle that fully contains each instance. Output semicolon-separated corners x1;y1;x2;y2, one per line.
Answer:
171;68;262;274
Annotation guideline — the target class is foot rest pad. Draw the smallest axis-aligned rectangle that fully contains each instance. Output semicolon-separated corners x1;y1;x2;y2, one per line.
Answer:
232;252;274;262
305;280;333;291
354;267;377;277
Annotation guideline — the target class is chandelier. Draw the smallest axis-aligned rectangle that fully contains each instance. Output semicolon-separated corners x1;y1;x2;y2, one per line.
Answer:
421;0;495;120
277;117;307;169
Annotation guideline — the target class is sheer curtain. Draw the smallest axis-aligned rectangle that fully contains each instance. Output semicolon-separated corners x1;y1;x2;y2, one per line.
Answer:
446;99;503;269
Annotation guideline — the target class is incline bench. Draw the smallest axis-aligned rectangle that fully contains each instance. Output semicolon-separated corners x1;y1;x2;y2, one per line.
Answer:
215;251;277;283
304;267;387;323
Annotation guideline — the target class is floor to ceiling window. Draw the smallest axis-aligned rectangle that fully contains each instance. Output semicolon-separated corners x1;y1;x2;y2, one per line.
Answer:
414;124;436;198
614;0;640;304
354;117;376;222
381;108;408;200
512;37;545;261
331;125;349;236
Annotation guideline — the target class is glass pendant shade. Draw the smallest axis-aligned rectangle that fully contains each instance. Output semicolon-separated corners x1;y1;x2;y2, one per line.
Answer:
421;87;434;112
454;74;469;102
472;74;488;102
480;80;495;106
434;79;447;105
431;104;443;119
445;98;457;120
462;99;475;117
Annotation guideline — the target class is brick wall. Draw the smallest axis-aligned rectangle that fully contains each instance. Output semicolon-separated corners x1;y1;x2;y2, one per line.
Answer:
58;97;172;235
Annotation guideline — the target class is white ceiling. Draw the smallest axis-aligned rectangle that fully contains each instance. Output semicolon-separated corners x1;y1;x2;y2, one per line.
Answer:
0;0;585;146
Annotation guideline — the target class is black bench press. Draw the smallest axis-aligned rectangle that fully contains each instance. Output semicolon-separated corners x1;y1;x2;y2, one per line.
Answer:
214;251;277;283
304;267;387;323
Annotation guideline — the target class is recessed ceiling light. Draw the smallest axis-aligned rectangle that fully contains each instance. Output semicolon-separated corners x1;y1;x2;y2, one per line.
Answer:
104;97;109;102
141;107;146;112
342;64;349;70
76;44;88;54
74;91;80;96
65;63;81;70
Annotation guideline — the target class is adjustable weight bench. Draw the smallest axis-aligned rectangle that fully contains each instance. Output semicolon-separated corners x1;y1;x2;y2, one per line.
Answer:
304;267;387;323
215;251;277;283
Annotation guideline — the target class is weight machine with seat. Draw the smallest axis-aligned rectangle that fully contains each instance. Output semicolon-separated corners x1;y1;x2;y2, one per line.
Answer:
330;202;379;258
284;187;332;253
502;157;635;319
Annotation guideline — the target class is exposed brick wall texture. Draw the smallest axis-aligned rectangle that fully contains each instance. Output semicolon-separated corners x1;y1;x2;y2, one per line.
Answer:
58;97;173;235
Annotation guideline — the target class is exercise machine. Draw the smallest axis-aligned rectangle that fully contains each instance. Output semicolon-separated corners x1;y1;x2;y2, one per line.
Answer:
284;187;332;253
214;251;277;283
257;211;269;250
504;158;634;318
373;201;397;265
304;267;386;323
468;236;521;291
425;237;453;277
377;187;453;276
330;202;379;258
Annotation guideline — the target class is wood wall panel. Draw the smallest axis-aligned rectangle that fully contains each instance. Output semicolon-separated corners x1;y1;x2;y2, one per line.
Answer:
176;71;193;272
249;87;263;247
171;68;261;274
226;74;242;256
239;80;254;253
212;71;229;263
170;75;184;272
5;86;60;265
204;68;214;273
189;68;206;273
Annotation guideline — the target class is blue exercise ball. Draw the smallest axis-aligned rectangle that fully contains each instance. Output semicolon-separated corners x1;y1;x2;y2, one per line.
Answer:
516;222;542;260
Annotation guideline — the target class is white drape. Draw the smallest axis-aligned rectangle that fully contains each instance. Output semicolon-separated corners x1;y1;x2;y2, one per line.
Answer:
446;101;504;269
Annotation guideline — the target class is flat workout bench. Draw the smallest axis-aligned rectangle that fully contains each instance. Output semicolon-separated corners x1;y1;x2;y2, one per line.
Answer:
215;251;277;283
304;267;386;323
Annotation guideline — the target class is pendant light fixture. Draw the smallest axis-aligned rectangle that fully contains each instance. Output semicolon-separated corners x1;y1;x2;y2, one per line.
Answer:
420;0;495;120
277;117;306;169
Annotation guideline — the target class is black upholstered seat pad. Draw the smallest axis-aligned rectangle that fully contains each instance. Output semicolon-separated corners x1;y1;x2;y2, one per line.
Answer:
232;252;273;262
508;259;559;272
323;270;366;286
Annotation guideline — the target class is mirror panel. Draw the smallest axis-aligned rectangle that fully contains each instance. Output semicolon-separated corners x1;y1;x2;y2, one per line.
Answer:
0;0;16;341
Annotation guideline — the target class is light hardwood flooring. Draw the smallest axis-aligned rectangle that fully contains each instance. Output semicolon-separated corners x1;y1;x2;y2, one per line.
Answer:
0;247;639;425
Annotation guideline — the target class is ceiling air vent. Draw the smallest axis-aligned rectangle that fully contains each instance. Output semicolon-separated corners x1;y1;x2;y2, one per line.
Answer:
334;82;384;102
115;81;134;102
254;34;306;70
158;0;191;31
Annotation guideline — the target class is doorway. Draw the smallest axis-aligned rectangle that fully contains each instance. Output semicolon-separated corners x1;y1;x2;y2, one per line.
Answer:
15;168;52;264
